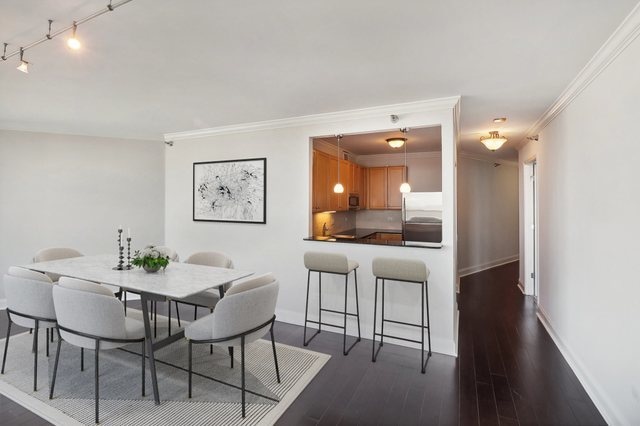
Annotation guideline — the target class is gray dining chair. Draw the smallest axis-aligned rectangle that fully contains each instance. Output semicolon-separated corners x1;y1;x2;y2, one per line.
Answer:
34;247;122;298
178;251;234;318
185;273;281;418
51;277;146;424
2;267;57;391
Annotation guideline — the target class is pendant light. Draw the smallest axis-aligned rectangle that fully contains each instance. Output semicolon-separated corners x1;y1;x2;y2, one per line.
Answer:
16;48;28;73
400;128;411;193
386;137;406;148
333;134;344;194
67;21;81;50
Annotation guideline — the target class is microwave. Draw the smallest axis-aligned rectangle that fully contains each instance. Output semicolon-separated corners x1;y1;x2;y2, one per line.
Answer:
348;193;360;210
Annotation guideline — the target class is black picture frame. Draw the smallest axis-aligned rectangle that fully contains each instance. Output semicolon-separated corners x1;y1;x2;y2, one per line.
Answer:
193;158;267;224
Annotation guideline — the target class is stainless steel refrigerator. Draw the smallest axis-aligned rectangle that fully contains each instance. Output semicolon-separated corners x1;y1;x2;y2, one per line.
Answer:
402;192;443;243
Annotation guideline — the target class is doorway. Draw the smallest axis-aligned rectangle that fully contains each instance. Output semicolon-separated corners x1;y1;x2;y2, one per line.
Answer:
523;159;538;300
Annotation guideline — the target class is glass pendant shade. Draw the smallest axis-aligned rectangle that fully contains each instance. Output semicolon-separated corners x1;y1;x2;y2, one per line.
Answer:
67;37;81;50
386;137;406;149
400;182;411;193
16;60;29;73
480;131;507;151
333;182;344;193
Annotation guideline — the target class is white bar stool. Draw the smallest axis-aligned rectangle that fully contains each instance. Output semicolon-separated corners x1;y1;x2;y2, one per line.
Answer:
371;257;432;373
303;251;361;355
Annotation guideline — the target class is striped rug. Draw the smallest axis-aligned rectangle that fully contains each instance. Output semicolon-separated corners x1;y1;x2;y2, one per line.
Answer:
0;310;330;425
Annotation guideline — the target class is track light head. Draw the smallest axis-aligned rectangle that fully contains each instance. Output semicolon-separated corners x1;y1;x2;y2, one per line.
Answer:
67;22;81;50
17;48;28;73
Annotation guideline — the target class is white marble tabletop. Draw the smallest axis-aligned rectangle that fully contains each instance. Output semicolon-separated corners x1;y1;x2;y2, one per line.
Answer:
25;254;253;299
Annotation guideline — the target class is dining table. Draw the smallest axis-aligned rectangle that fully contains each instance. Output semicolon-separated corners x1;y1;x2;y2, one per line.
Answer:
25;254;252;405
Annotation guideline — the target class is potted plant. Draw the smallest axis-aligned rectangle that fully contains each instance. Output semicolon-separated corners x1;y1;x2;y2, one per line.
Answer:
131;245;170;273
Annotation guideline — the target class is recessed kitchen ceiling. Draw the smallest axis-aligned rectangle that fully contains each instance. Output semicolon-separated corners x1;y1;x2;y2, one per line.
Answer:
316;126;441;156
0;0;637;161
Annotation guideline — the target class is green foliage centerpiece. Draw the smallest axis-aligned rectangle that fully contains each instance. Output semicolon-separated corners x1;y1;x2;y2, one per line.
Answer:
131;245;170;273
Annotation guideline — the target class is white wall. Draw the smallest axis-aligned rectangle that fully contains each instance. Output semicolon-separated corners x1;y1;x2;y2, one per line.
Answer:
0;130;166;299
165;103;460;355
457;156;519;276
517;24;640;425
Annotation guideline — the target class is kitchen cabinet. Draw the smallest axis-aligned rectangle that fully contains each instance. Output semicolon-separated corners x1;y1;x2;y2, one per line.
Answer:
350;163;361;194
367;166;406;210
312;150;331;212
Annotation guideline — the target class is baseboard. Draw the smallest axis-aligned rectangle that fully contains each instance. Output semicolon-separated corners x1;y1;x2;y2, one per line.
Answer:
275;307;458;357
458;255;519;277
517;281;525;294
536;306;621;426
0;298;6;310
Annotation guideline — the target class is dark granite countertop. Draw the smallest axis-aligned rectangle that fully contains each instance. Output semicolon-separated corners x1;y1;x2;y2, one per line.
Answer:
303;227;442;249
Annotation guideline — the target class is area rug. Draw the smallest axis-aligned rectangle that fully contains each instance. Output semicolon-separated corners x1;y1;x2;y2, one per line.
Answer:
0;310;329;425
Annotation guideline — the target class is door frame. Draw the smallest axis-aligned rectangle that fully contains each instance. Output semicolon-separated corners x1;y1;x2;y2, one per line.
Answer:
523;157;539;300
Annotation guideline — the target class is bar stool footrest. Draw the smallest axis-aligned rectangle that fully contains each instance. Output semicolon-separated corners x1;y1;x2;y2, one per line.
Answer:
320;308;359;317
373;332;423;345
382;318;430;329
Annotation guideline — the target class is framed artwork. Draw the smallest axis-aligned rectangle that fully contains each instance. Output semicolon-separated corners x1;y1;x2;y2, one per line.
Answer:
193;158;267;223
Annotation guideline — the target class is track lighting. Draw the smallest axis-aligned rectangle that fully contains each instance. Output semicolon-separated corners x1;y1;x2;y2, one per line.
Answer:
400;128;411;193
1;0;134;71
17;48;28;73
67;22;81;50
333;134;345;194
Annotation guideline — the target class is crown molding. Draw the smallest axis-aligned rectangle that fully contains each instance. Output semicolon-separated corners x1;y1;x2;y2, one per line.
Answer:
459;152;518;167
521;2;640;146
164;96;461;142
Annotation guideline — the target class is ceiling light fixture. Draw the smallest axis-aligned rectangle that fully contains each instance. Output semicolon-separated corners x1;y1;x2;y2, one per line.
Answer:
67;22;81;50
480;131;507;151
386;137;406;149
1;43;8;61
493;117;507;123
1;0;134;68
333;134;344;194
399;128;411;193
16;48;28;73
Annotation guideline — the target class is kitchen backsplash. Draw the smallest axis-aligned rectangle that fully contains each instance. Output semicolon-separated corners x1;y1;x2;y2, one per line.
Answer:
355;209;402;230
312;211;356;236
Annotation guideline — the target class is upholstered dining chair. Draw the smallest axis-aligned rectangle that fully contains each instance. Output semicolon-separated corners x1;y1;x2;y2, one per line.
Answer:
2;267;57;391
34;247;122;298
51;277;146;424
185;273;281;418
177;251;234;319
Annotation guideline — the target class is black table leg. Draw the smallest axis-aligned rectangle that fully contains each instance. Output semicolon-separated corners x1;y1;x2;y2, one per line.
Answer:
140;293;160;405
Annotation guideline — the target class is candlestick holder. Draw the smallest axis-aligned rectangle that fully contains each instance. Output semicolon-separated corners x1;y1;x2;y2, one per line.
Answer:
113;229;125;270
126;237;132;269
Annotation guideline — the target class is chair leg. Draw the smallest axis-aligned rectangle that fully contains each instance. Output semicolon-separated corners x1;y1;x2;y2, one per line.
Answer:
302;269;311;345
193;306;198;321
380;279;386;347
124;291;127;315
33;320;39;391
142;340;146;397
426;280;432;355
168;300;172;336
354;269;361;341
270;324;281;383
81;347;84;371
421;280;426;374
318;272;322;334
1;316;11;374
95;340;100;424
210;309;214;354
49;332;62;399
241;336;246;418
51;328;54;342
188;341;192;398
175;302;181;327
154;301;157;338
372;277;378;362
228;346;234;368
342;274;349;355
46;329;50;357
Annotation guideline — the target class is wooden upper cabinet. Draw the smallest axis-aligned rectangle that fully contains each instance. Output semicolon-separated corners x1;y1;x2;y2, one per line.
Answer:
366;165;406;210
368;167;387;209
349;163;361;194
360;167;368;207
312;150;330;212
386;166;406;209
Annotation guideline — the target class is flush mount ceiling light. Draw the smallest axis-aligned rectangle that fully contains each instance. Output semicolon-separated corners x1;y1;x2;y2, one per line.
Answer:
1;0;134;72
493;117;507;123
16;48;28;73
399;128;411;193
480;131;508;151
67;22;81;50
333;134;345;194
386;137;406;149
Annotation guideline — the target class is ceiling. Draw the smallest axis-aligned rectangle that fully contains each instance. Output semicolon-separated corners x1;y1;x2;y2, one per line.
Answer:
0;1;637;161
316;126;441;156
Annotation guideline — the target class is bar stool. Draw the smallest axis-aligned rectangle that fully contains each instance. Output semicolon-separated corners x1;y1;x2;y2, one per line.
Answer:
303;251;361;355
371;257;431;373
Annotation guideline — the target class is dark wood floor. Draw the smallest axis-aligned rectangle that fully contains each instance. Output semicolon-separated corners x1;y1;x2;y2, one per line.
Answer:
0;262;605;425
